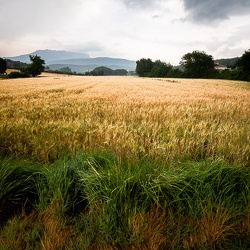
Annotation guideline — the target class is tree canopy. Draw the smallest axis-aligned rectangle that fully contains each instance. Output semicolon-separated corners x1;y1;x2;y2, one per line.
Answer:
26;55;45;77
136;58;174;77
136;58;154;77
180;50;215;78
236;49;250;81
90;66;128;76
0;58;7;74
59;67;72;74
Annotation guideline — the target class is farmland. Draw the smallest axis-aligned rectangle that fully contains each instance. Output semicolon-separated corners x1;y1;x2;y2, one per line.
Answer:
0;74;250;249
1;74;249;164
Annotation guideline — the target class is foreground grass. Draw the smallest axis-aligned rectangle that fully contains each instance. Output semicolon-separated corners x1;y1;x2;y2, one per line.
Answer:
0;153;249;249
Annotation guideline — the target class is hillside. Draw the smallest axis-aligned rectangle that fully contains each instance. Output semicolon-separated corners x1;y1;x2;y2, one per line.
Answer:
216;57;239;67
7;49;90;64
6;49;136;73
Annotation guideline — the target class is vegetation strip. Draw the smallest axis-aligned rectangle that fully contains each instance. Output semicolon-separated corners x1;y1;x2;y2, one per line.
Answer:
0;154;249;249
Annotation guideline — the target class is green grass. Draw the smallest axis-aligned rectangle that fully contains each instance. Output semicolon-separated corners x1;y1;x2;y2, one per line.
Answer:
0;157;40;226
0;152;249;249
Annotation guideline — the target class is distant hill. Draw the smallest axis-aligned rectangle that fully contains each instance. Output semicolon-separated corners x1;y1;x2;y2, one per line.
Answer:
48;57;136;73
7;49;90;64
6;49;136;73
215;57;239;67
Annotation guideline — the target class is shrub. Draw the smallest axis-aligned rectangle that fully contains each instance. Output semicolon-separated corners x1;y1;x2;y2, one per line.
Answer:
8;71;30;78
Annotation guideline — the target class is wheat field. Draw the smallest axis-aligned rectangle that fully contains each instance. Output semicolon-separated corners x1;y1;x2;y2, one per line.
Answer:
0;74;250;164
1;74;250;249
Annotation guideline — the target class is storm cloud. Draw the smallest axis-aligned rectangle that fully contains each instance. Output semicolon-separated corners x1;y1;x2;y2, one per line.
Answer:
0;0;249;64
182;0;250;23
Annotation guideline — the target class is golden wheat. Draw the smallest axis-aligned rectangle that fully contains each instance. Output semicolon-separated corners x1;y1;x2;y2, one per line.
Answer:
0;74;249;164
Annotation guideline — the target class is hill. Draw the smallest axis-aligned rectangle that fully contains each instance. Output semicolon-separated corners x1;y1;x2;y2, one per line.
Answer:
7;49;90;64
48;57;136;73
215;57;239;67
6;49;136;73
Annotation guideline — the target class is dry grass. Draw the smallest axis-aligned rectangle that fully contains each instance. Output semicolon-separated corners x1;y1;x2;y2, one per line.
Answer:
0;74;249;164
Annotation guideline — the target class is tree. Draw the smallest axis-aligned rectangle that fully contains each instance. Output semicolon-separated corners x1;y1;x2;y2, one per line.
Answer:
113;69;128;76
90;66;112;76
26;55;45;77
59;67;72;74
180;51;215;78
0;57;7;74
235;49;250;81
136;58;154;77
150;60;173;77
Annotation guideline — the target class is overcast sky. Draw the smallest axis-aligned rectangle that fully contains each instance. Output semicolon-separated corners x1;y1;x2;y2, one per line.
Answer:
1;0;250;65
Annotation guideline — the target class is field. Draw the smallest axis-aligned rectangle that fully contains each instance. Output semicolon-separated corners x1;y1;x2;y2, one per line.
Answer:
0;74;250;249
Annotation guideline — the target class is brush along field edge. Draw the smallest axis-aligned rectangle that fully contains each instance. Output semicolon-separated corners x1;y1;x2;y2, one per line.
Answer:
0;155;250;249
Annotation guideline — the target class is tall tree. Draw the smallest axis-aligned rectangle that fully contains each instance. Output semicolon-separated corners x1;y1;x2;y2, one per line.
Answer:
236;49;250;81
26;55;45;77
136;58;154;77
0;58;7;74
180;51;215;78
150;60;173;77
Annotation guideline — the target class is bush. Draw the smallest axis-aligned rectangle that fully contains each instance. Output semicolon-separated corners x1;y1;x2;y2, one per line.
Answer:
8;71;30;78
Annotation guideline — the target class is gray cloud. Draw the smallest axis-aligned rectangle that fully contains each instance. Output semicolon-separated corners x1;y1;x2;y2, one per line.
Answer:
120;0;158;9
182;0;250;23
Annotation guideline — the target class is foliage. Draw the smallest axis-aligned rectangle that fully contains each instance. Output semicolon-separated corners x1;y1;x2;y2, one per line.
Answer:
6;56;45;78
26;55;45;77
165;67;183;78
113;68;128;76
136;58;154;77
236;49;250;81
90;66;128;76
136;58;177;78
58;67;72;74
135;49;250;81
150;60;173;77
7;71;30;78
5;59;29;70
0;58;7;75
180;50;215;78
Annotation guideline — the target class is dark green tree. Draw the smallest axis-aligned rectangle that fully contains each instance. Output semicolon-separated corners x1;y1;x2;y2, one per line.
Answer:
26;55;45;77
180;51;215;78
0;57;7;74
150;60;173;77
235;49;250;81
59;67;72;74
90;66;112;76
114;69;128;76
136;58;154;77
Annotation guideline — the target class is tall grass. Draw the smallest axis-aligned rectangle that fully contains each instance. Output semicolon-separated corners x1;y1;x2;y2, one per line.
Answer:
0;153;249;249
0;157;39;226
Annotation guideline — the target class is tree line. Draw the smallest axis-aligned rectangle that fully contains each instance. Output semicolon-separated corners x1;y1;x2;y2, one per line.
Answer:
0;57;130;77
136;50;250;81
1;49;250;81
0;55;45;78
85;66;128;76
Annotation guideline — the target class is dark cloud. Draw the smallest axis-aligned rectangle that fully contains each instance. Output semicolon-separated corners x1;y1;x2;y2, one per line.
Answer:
182;0;250;23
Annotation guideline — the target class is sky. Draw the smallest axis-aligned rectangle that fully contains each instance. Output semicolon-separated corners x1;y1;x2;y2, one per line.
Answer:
1;0;250;65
